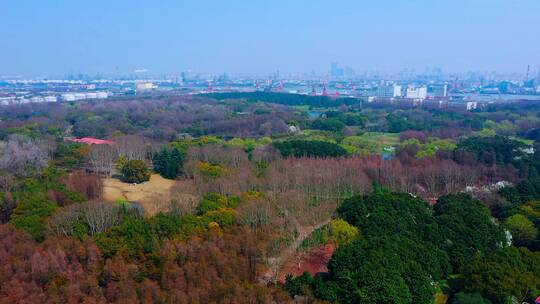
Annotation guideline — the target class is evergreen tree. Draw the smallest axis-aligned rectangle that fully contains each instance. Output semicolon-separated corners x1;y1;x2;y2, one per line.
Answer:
153;148;184;179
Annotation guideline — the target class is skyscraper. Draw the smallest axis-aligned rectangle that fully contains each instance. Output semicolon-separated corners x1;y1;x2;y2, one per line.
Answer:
330;62;344;77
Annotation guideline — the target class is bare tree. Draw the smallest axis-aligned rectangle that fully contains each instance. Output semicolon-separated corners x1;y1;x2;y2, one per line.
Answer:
0;171;15;193
87;144;115;176
49;202;124;237
113;134;158;161
237;198;273;232
0;134;49;177
48;204;84;237
83;202;123;235
61;171;103;200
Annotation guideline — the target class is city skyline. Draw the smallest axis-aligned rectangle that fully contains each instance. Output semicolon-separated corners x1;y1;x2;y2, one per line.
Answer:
1;0;539;77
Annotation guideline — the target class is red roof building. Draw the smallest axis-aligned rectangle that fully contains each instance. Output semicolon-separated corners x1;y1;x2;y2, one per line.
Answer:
67;137;115;145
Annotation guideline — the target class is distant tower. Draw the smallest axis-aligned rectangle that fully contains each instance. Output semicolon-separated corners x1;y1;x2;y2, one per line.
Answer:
526;65;531;81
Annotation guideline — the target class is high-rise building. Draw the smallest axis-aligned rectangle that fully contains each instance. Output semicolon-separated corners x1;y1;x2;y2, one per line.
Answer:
377;85;402;98
393;85;403;97
376;86;394;98
406;86;428;99
330;62;344;77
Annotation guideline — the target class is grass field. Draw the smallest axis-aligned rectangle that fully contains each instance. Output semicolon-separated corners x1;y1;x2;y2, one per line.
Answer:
510;136;535;146
360;132;400;144
350;132;400;154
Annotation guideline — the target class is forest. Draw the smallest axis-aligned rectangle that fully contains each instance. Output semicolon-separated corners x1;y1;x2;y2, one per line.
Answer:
1;93;540;303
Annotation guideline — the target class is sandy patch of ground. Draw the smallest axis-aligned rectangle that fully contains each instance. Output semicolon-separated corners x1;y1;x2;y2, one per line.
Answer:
103;174;197;215
276;243;335;283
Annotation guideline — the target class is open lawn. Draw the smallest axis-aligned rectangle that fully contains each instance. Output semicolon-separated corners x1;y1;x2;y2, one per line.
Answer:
343;132;400;154
359;132;400;146
103;174;198;216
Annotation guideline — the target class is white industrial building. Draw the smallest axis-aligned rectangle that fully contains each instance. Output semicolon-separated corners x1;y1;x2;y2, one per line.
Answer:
85;92;98;99
136;82;156;92
376;85;402;98
73;93;86;100
406;86;428;99
44;96;57;102
62;92;109;101
96;92;109;99
62;94;76;101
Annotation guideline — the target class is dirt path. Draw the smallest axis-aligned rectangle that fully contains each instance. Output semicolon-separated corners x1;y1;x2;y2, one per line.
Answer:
260;217;331;283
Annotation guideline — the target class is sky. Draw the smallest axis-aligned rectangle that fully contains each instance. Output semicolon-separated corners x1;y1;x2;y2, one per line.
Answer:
1;0;539;77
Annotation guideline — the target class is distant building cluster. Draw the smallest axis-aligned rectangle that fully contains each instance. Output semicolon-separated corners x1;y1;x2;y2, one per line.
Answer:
1;64;540;110
374;84;447;100
62;92;109;101
0;91;110;106
135;82;157;92
352;81;479;110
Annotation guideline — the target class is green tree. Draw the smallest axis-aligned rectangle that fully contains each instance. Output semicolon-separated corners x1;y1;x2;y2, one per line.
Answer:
461;247;540;304
451;292;492;304
505;214;538;244
311;118;346;132
284;272;315;298
121;159;150;183
455;136;527;165
273;140;348;158
304;193;452;304
434;193;506;270
9;170;85;240
153;147;184;179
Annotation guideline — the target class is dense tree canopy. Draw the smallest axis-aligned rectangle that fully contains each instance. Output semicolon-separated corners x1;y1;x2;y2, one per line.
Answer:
273;140;348;158
455;136;528;165
311;118;346;132
285;192;512;304
451;292;492;304
434;194;506;270
286;193;452;304
461;247;540;304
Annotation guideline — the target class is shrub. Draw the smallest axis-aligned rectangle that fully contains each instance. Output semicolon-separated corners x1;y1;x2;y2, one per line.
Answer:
197;161;229;178
196;193;241;215
121;159;150;183
327;219;359;246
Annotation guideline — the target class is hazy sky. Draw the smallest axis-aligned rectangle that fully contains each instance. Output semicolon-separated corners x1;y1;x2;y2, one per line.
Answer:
1;0;539;77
